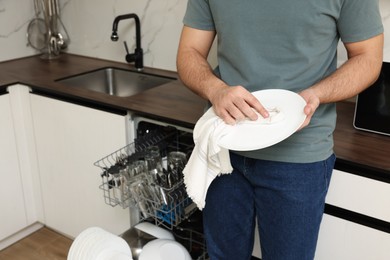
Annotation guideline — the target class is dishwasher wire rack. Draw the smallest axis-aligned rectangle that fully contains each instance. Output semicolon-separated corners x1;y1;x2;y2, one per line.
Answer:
95;125;209;259
94;126;197;229
174;227;209;260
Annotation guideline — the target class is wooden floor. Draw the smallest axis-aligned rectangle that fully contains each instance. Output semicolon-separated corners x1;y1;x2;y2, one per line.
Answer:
0;227;73;260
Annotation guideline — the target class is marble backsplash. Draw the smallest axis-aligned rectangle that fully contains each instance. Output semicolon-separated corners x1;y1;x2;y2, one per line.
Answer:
1;0;390;71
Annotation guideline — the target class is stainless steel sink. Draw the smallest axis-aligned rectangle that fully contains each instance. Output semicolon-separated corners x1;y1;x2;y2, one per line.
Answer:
56;67;176;97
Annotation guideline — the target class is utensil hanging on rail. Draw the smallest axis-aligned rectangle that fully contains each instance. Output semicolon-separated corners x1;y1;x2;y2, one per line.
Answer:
26;0;70;58
26;0;47;51
51;0;70;49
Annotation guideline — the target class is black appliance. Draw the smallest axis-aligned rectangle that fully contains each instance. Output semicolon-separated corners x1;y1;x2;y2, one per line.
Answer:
353;62;390;136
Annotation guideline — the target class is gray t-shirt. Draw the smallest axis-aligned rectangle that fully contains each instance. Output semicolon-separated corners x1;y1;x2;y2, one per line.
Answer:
183;0;383;163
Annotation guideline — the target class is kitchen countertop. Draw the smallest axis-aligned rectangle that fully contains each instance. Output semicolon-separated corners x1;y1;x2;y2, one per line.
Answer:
333;102;390;177
0;54;207;127
1;53;389;176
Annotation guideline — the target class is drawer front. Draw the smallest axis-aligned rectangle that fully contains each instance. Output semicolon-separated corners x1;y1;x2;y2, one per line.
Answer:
326;169;390;222
315;214;390;260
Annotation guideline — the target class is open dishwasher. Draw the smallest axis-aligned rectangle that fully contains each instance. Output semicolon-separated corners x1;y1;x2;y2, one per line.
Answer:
94;116;208;260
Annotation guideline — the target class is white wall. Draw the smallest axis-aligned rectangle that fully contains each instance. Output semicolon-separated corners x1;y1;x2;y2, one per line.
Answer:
0;0;390;70
0;1;36;61
338;0;390;66
60;0;188;71
0;0;189;70
380;0;390;60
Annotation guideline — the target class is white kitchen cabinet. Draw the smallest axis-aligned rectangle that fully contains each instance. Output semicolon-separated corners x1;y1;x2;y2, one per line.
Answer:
315;214;390;260
326;169;390;221
314;169;390;259
30;94;130;238
0;85;44;250
0;94;27;241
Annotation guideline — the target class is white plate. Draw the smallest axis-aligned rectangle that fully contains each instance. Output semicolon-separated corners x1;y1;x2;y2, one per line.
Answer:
89;228;131;260
68;227;132;260
97;249;132;260
139;239;191;260
217;89;307;151
68;227;98;260
134;222;174;240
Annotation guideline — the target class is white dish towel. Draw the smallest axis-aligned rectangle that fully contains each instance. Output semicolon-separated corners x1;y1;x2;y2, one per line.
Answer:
183;108;233;210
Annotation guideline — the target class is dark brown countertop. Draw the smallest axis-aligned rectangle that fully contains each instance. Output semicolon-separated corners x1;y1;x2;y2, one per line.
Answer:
1;54;389;175
334;102;390;174
0;54;207;127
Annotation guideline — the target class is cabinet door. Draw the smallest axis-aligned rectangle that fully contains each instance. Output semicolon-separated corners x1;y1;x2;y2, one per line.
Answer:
0;94;27;240
326;169;390;221
315;215;390;260
316;169;390;259
30;94;130;238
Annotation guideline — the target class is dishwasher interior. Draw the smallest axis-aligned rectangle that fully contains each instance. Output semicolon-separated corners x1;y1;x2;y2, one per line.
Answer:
94;117;208;260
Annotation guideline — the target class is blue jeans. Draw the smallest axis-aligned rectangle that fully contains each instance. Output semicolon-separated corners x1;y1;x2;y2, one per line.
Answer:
203;153;335;260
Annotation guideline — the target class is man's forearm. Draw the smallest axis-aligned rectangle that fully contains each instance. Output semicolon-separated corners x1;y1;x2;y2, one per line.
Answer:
177;48;226;101
311;54;382;103
310;34;384;104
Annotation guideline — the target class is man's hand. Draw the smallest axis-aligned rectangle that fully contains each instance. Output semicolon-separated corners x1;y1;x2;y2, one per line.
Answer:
177;26;269;125
209;85;269;125
299;88;320;130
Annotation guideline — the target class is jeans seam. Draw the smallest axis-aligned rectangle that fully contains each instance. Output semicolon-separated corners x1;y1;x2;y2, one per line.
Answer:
243;157;254;176
323;154;335;190
243;157;248;176
323;159;328;189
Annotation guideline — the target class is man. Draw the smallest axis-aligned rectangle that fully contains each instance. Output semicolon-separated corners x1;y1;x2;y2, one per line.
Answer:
177;0;383;259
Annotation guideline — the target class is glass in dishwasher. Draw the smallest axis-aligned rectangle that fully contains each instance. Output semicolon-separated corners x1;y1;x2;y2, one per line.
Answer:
168;151;187;184
127;173;157;218
144;145;167;204
127;160;146;178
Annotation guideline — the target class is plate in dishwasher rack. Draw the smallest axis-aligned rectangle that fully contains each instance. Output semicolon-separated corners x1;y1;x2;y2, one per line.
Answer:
216;89;307;151
139;239;192;260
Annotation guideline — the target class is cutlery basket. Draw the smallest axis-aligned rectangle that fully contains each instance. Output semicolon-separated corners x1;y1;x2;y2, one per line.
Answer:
94;125;196;230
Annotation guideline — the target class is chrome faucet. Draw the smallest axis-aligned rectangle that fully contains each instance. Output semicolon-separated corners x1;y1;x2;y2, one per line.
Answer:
111;13;143;70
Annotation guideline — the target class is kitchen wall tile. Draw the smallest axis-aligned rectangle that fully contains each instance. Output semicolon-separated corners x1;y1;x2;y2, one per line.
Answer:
60;0;187;71
0;1;36;61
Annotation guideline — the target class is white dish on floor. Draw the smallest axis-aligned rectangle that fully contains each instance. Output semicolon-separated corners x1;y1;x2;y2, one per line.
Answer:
68;226;98;260
216;89;307;151
89;230;131;260
68;227;132;260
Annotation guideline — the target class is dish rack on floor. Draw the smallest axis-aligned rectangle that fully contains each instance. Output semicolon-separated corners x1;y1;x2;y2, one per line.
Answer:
94;125;197;230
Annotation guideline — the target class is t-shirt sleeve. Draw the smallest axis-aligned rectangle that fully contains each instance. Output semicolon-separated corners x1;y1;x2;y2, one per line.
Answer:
183;0;216;31
338;0;383;43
